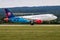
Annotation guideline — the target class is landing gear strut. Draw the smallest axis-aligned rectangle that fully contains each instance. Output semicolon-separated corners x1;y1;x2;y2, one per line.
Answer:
30;20;34;25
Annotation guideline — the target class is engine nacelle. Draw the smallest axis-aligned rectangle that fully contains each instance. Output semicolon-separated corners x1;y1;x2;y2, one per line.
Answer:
34;19;43;24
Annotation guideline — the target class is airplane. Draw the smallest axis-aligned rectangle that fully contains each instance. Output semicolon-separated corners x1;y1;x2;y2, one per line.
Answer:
2;8;57;25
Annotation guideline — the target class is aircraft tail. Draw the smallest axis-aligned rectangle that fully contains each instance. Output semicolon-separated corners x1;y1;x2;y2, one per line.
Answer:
4;8;15;18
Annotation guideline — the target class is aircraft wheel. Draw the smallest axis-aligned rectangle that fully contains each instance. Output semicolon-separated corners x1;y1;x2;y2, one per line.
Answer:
30;20;34;25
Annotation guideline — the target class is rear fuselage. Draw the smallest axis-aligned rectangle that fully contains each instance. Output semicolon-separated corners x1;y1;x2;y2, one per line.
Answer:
8;17;30;23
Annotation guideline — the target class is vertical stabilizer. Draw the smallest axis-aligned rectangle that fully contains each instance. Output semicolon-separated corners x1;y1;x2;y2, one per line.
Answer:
4;8;15;18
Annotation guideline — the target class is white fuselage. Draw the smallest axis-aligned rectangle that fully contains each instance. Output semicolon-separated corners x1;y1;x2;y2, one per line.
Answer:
20;14;57;21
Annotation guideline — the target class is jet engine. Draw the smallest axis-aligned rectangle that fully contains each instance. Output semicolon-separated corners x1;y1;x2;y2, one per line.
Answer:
34;19;43;24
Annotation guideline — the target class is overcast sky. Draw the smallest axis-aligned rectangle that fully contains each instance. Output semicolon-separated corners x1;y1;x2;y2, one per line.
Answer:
0;0;60;8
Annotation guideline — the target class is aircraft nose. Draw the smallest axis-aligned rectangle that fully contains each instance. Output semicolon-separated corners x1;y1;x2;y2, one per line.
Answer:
53;16;57;19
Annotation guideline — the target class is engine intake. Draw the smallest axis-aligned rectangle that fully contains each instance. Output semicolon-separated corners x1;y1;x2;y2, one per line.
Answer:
34;19;43;24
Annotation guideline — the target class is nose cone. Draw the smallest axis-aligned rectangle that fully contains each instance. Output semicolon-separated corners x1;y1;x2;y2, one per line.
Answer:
53;16;57;20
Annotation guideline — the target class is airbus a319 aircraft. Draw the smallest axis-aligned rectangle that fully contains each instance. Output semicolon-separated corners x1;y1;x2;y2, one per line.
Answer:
2;8;57;25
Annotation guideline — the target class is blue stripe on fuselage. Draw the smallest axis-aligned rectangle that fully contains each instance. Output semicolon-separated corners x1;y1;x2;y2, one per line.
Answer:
9;17;30;23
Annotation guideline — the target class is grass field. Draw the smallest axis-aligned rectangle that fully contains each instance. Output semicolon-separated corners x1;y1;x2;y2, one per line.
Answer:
0;25;60;40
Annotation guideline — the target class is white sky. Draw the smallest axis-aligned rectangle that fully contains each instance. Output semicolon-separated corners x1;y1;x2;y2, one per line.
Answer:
0;0;60;8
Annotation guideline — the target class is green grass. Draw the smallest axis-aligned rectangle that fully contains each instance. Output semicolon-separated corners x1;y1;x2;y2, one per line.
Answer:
0;26;60;40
